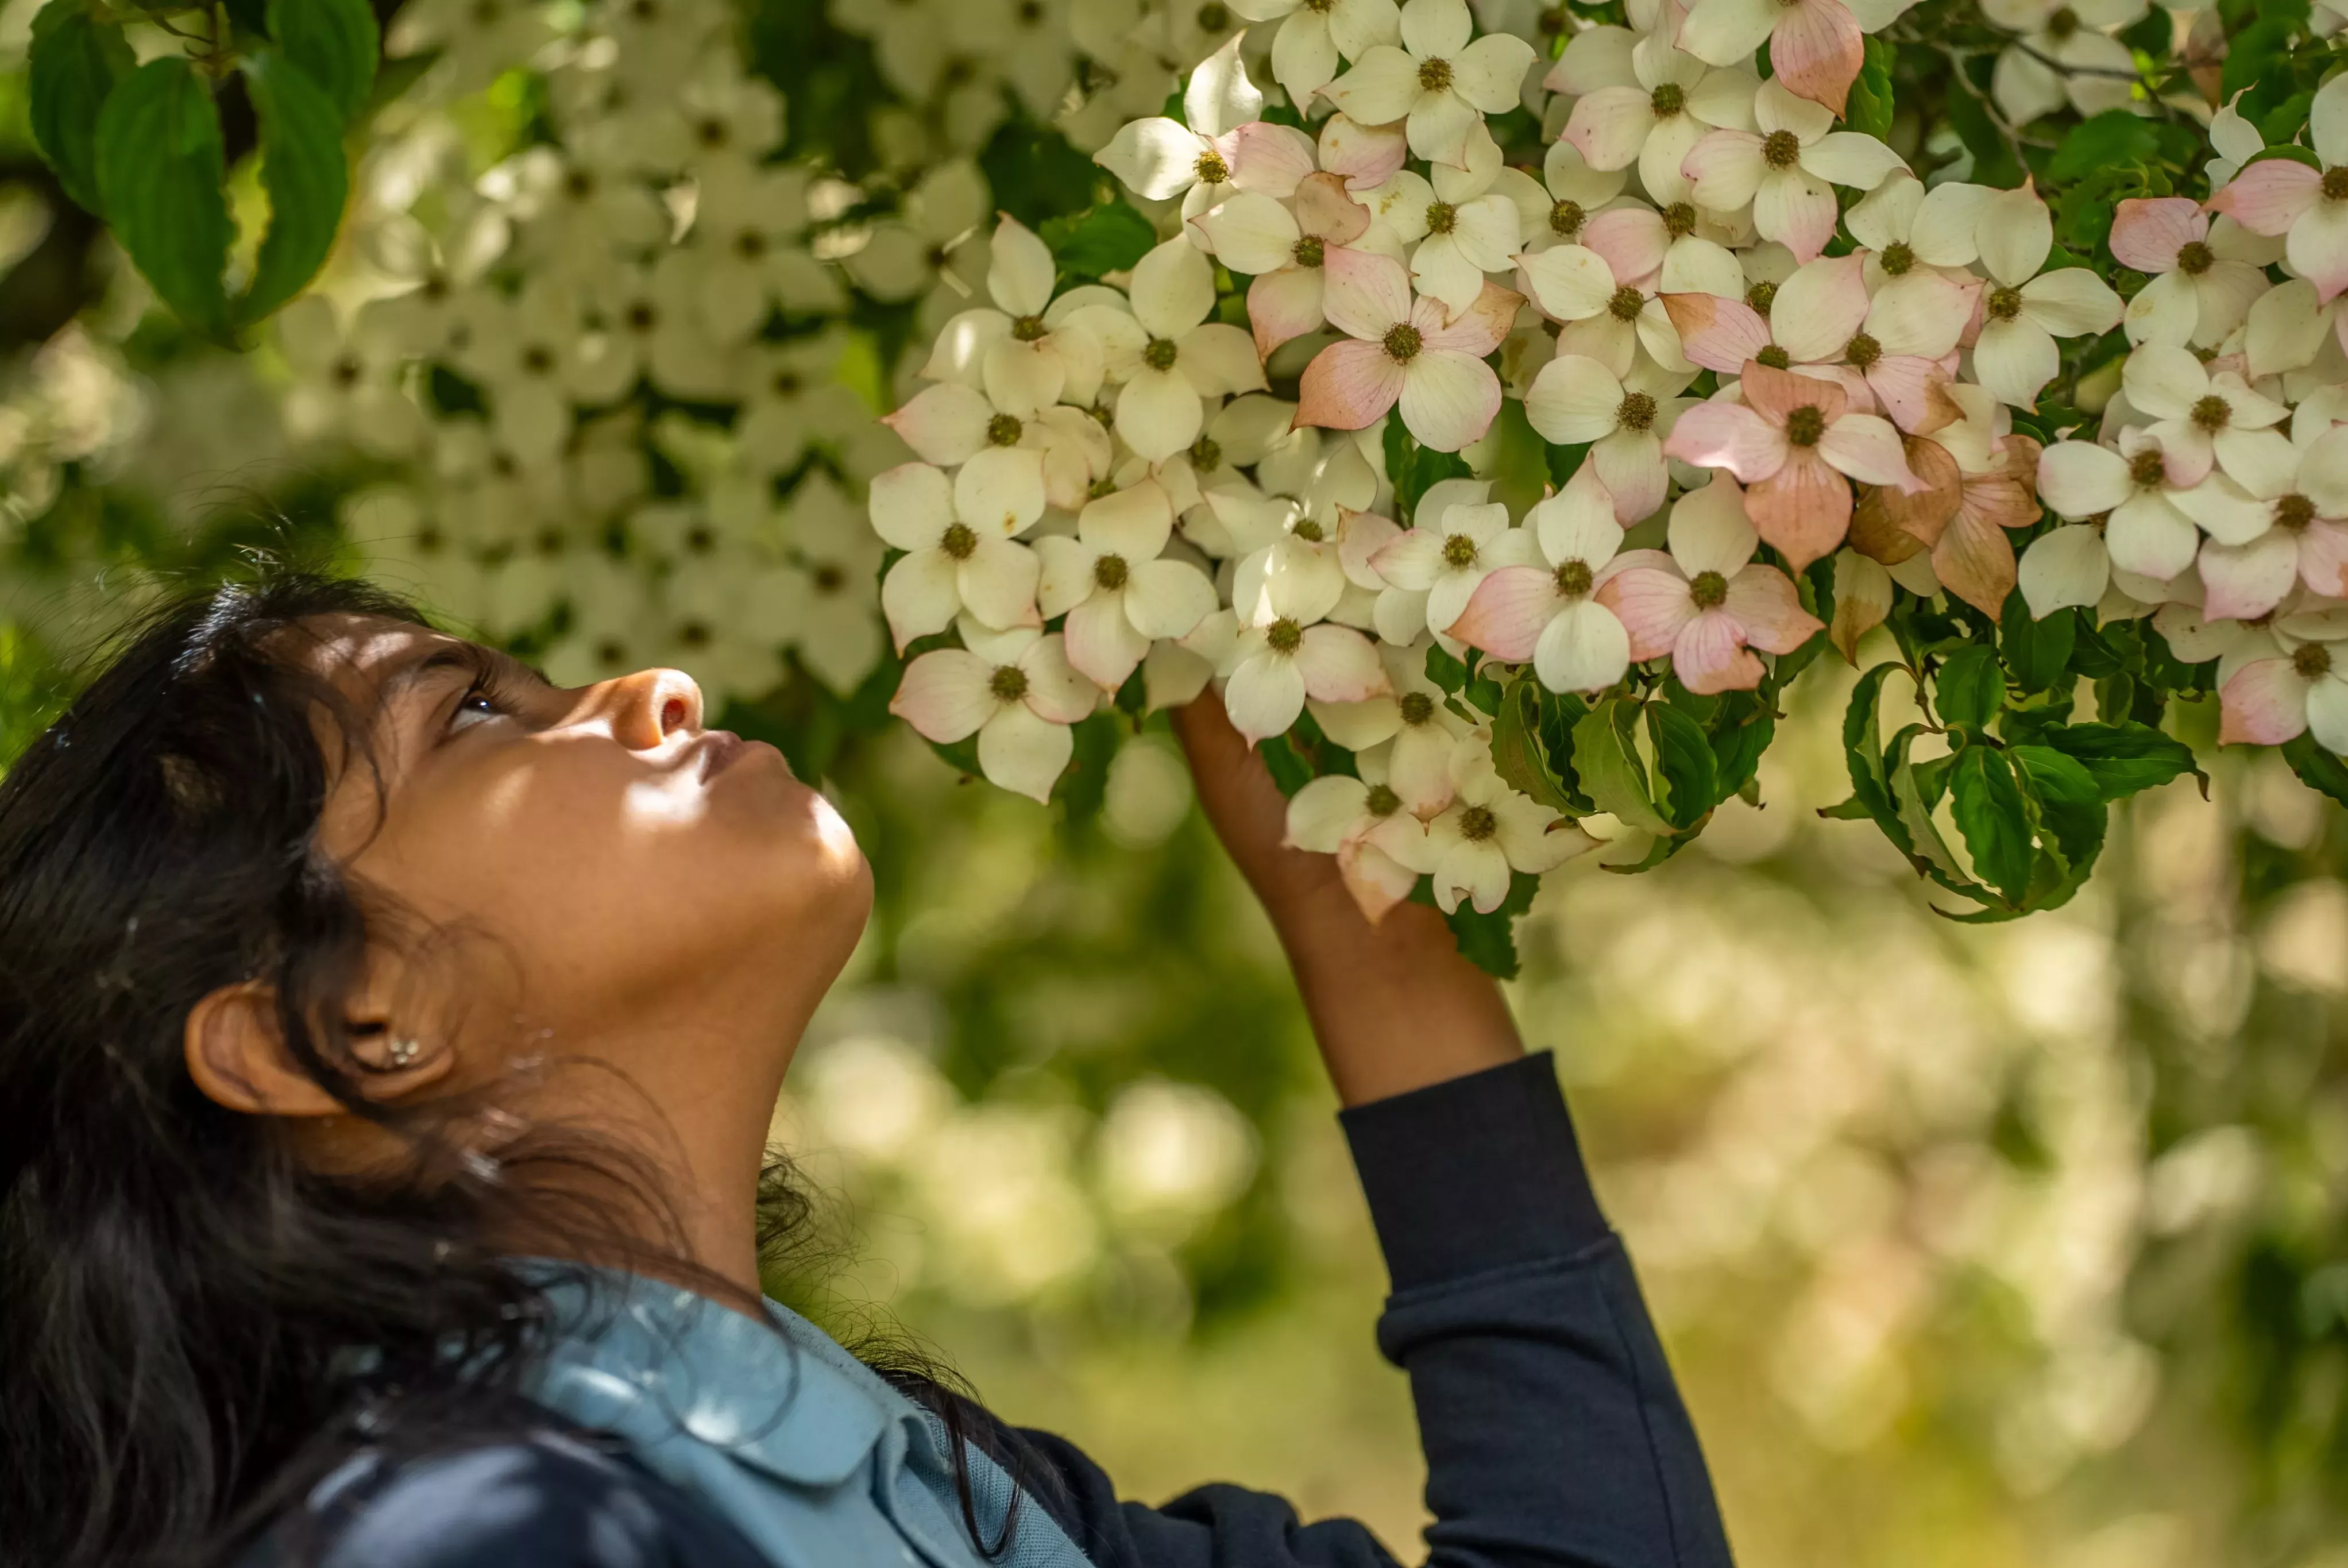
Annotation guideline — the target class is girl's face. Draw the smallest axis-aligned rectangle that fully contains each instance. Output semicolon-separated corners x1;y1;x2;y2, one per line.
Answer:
306;614;871;1094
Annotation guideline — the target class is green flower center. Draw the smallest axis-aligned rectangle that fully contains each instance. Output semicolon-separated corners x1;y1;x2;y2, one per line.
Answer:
1195;149;1229;185
1555;558;1593;596
989;665;1030;702
1617;391;1657;431
1012;314;1049;342
1441;533;1478;568
1608;284;1645;322
1418;56;1453;93
1400;690;1436;724
1292;516;1326;542
1650;83;1685;118
1266;617;1304;654
2130;449;2167;486
1426;201;1458;235
1880;242;1915;276
2175;241;2214;276
1458;804;1499;841
1986;287;2024;322
1144;337;1180;370
940;522;978;559
2324;167;2348;202
1549;199;1585;237
1093;553;1129;590
1294;235;1325;268
1663;202;1698;240
1383;323;1424;361
1785;405;1826;446
2278;493;2316;532
1689;569;1729;608
1190;434;1222;471
986;412;1023;446
1746;280;1778;314
2191;394;2231;431
1755;344;1791;369
1844;332;1881;370
1762;130;1802;169
1365;782;1401;816
2295;643;2333;679
2046;7;2079;39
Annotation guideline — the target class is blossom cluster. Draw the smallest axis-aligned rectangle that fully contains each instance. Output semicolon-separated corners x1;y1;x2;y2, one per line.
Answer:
868;0;2348;944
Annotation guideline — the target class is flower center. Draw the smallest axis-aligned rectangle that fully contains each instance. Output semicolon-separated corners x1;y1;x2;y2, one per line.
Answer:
1987;287;2023;321
941;522;978;560
1190;434;1222;471
1662;202;1698;240
1555;558;1593;596
990;665;1030;702
1549;199;1585;237
1418;56;1453;93
1762;130;1801;169
813;563;846;593
1755;344;1791;369
1785;405;1826;446
1144;337;1180;370
1650;82;1685;118
1365;782;1401;816
2130;449;2167;487
1689;569;1729;608
1011;314;1049;341
1441;534;1478;569
1093;553;1130;590
2325;167;2348;202
2278;493;2317;532
1617;391;1657;431
2295;643;2334;679
1195;149;1229;185
1426;200;1458;235
1293;516;1326;542
1294;235;1325;268
1844;332;1881;370
1746;280;1778;314
2191;394;2231;431
1399;690;1436;725
1266;617;1304;654
1197;2;1230;29
1458;804;1498;841
1880;241;1916;276
1383;322;1423;362
1607;284;1644;322
987;412;1023;446
2175;240;2214;276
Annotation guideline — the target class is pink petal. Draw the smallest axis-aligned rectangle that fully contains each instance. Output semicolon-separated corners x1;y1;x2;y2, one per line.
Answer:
1724;564;1822;654
1296;338;1405;430
1582;207;1669;289
1756;169;1840;263
1295;171;1372;245
1295;623;1389;701
1665;399;1790;482
2109;197;2205;273
2198;531;2300;623
2207;161;2323;238
1770;0;1864;115
1931;512;2018;619
1745;447;1852;573
1320;245;1412;339
1672;607;1764;694
1317;113;1408;191
1449;564;1560;662
1593;429;1670;523
1665;292;1774;374
1248;266;1328;357
1422;281;1524;358
1230;121;1318;199
890;648;995;742
1818;412;1923;490
1741;360;1848;427
2219;658;2311;745
1398;350;1504;452
1565;86;1658;173
2300;518;2348;599
1595;565;1698;660
1864;356;1962;434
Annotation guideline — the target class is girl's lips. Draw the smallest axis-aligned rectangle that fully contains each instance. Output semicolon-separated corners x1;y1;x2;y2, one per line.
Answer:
697;730;746;781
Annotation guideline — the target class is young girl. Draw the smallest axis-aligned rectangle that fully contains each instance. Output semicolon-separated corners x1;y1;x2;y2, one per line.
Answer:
0;573;1732;1568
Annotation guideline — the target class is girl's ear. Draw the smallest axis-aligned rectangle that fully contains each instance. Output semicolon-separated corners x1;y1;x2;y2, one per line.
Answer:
184;978;453;1118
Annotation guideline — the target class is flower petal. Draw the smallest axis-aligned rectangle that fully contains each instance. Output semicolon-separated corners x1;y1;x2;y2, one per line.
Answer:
1399;351;1504;452
2018;524;2110;619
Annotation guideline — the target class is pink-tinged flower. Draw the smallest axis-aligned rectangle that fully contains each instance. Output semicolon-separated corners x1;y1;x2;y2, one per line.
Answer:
1096;37;1310;218
871;458;1046;650
1215;601;1392;746
1309;640;1477;817
1902;431;2044;618
1518;139;1629;257
1284;764;1442;924
2220;617;2348;754
1677;0;1903;118
2119;341;2292;490
1576;203;1747;300
1664;361;1924;572
918;215;1109;418
1228;0;1404;105
882;384;1114;512
890;625;1100;802
1846;172;1992;287
2028;430;2268;601
1596;477;1825;693
1523;353;1690;523
1424;736;1597;913
2193;425;2348;621
1679;81;1906;262
1369;489;1540;644
1450;465;1636;694
1318;0;1537;169
2207;75;2348;303
2111;198;2277;349
1316;111;1411;192
1969;184;2125;407
1193;173;1377;357
1828;549;1893;662
1513;237;1687;379
1295;248;1519;452
1557;39;1757;207
1034;484;1221;691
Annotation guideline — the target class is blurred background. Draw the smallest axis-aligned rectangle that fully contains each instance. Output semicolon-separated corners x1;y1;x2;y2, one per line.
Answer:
0;1;2343;1564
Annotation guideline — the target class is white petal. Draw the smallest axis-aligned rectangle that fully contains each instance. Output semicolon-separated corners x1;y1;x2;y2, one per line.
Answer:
978;703;1075;803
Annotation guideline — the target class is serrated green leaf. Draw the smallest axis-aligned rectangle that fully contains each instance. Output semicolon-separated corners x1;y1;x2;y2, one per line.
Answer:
2001;592;2074;693
1843;35;1894;141
237;49;351;329
1889;727;1977;894
269;0;379;123
1839;662;1907;845
2046;720;2199;800
96;57;233;339
2281;732;2348;808
1951;746;2032;905
1571;697;1675;837
2011;744;2105;870
1492;678;1573;813
1936;644;2005;731
28;1;133;218
1646;700;1716;831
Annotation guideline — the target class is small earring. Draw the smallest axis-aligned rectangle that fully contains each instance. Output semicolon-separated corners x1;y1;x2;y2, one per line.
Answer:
387;1036;422;1068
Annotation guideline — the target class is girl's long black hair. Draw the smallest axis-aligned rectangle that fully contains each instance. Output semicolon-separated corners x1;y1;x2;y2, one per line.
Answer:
0;573;1020;1567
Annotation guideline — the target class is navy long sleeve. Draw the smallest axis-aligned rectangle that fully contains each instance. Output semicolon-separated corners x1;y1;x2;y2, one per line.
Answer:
245;1053;1733;1568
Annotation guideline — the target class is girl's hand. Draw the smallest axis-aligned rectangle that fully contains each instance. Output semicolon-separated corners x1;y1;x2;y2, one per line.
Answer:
1172;690;1524;1106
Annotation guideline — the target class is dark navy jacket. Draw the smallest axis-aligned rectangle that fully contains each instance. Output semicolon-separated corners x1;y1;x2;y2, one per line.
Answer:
246;1054;1735;1568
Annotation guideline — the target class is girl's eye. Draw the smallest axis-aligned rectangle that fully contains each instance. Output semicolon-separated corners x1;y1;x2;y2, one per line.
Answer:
447;684;505;734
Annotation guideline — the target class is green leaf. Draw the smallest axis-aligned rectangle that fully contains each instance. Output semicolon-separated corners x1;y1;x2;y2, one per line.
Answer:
1709;692;1775;802
1443;871;1541;980
1843;36;1895;142
28;0;133;217
2046;720;2199;800
95;57;234;338
2244;144;2323;172
269;0;379;123
1256;732;1315;797
2001;592;2074;693
1944;73;2022;187
1383;416;1473;521
2050;111;2160;183
1889;727;1976;894
1646;700;1717;831
1836;662;1907;841
1936;645;2005;731
2283;732;2348;808
1491;678;1573;813
1951;747;2033;905
2011;744;2105;870
1039;199;1155;280
1423;640;1468;695
1571;697;1675;838
236;49;352;329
